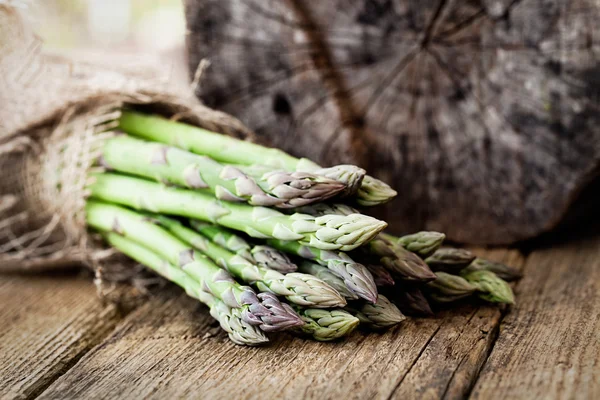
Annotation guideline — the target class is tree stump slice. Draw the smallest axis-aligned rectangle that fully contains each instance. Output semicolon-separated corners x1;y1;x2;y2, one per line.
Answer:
185;0;600;244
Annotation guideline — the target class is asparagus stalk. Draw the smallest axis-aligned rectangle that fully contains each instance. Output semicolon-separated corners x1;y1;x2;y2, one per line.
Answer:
189;221;296;273
154;216;346;308
86;201;303;331
345;295;405;329
385;284;434;317
102;232;268;345
101;136;345;208
461;269;515;304
118;110;304;170
462;258;522;282
266;239;378;303
355;175;398;207
297;261;359;301
88;173;387;251
425;272;478;303
387;231;446;258
314;165;366;197
365;264;396;287
292;307;360;341
425;248;476;273
118;111;396;204
367;235;437;281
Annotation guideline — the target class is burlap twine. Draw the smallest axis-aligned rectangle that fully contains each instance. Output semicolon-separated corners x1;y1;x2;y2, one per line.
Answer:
0;4;254;296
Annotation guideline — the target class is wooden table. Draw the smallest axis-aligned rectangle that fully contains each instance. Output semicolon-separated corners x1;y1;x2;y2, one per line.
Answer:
1;231;598;399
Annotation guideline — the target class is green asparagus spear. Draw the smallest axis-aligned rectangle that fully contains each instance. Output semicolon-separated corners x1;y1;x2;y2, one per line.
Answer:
461;270;515;304
425;248;476;273
355;175;398;207
118;111;396;204
345;295;405;329
462;258;522;282
365;264;396;287
425;272;478;303
297;261;359;301
392;231;446;258
154;216;346;308
88;173;387;251
367;235;437;281
385;284;434;317
101;135;345;208
86;201;303;331
292;307;360;341
189;221;296;273
266;239;378;303
314;165;366;197
102;232;268;345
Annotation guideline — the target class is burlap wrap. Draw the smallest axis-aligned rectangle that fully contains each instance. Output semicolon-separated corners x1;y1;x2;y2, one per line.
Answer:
0;5;254;283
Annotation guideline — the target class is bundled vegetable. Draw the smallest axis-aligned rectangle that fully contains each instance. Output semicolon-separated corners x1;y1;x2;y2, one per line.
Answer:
84;111;518;346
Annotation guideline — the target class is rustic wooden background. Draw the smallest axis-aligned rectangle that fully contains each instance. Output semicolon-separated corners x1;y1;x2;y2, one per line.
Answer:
2;227;598;399
185;0;600;245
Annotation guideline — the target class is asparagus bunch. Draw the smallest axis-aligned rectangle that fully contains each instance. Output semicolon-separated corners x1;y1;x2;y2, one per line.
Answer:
82;110;521;346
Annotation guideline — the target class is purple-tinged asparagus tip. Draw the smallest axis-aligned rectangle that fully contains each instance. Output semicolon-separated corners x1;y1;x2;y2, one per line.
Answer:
253;292;304;332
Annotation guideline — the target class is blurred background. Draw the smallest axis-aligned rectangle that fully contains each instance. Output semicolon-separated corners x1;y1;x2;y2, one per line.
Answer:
32;0;187;82
35;0;183;51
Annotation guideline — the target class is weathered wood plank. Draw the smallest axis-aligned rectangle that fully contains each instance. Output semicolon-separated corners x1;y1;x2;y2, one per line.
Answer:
470;233;600;399
38;249;523;400
0;273;122;399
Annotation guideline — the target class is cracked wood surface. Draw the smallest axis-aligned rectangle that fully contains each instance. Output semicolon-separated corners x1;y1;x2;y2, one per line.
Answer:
185;0;600;245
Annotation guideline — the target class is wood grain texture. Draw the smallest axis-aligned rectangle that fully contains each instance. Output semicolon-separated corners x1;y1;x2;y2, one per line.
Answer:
470;232;600;399
0;274;122;399
37;249;523;400
185;0;600;245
